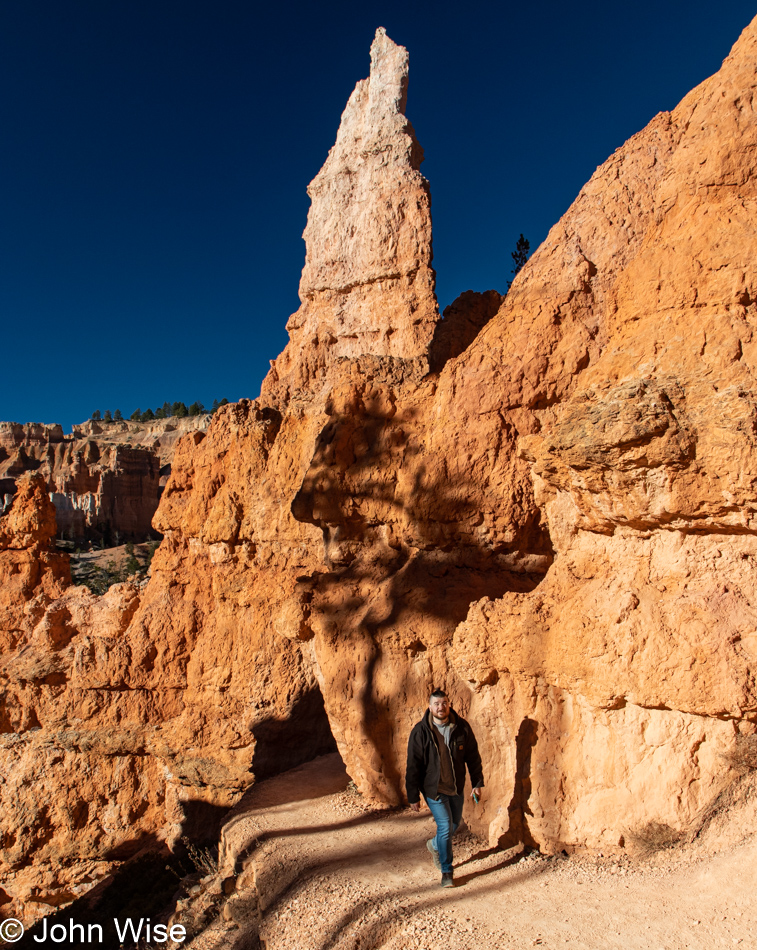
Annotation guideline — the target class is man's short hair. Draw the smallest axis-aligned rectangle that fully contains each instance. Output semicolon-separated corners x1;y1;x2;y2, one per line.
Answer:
429;688;448;701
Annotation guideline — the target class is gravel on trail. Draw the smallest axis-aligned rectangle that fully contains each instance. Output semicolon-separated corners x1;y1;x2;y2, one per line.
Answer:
178;754;757;950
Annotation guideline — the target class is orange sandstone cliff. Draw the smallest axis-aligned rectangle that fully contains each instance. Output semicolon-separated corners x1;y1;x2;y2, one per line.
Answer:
2;19;757;920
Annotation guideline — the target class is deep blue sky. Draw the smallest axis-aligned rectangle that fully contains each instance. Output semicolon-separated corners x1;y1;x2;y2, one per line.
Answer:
2;1;755;430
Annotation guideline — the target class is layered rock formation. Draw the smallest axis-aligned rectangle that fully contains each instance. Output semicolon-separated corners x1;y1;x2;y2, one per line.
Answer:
70;415;211;470
0;416;210;542
445;18;757;847
0;474;70;651
0;423;65;500
262;27;438;403
3;17;757;922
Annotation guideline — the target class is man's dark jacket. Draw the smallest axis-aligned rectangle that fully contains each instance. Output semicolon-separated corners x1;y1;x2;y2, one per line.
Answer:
405;708;484;803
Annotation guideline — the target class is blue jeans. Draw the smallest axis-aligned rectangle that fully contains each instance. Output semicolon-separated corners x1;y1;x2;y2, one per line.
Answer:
424;793;464;873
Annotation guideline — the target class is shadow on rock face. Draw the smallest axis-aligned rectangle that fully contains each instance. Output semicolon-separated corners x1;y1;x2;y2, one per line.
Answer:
15;837;186;950
427;289;504;374
498;717;540;851
288;386;553;802
178;799;232;846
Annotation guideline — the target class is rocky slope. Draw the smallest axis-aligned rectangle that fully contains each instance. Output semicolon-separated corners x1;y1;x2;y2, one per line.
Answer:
0;416;210;543
2;18;757;923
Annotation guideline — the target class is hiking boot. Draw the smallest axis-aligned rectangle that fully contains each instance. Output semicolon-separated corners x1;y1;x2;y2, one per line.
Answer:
440;872;454;888
426;839;441;870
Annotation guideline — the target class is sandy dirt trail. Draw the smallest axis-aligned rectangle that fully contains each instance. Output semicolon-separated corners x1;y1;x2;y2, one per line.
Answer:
187;754;757;950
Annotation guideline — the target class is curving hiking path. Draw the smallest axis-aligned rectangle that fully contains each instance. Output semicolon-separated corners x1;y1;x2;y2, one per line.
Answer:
182;754;756;950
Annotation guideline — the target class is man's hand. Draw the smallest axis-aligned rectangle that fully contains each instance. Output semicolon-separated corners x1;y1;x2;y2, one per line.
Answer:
410;801;421;812
471;787;483;803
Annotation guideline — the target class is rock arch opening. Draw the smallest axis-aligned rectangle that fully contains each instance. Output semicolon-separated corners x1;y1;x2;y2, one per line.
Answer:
251;681;337;782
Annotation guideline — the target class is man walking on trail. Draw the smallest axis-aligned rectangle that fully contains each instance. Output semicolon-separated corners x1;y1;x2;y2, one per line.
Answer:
406;689;484;888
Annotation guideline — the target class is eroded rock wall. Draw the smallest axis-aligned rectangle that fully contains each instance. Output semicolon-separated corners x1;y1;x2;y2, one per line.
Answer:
444;17;757;850
289;17;757;847
3;16;757;922
1;28;437;919
0;411;335;919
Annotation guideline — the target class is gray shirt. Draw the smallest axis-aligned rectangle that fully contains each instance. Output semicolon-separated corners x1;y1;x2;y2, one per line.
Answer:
433;721;457;796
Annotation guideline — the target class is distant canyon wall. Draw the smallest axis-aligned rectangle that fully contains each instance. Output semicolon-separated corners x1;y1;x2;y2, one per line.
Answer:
0;416;210;543
3;18;757;922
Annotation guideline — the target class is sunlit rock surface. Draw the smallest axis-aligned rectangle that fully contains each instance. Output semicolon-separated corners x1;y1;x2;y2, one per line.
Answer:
262;27;439;404
3;18;757;920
